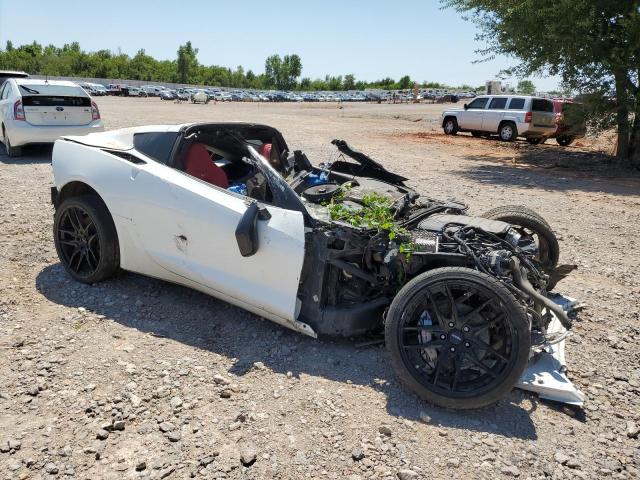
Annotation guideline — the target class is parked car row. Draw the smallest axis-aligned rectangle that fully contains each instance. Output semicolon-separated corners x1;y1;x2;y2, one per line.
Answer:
71;81;475;104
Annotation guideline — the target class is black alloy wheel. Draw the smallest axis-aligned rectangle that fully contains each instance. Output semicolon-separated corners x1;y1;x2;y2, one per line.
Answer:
57;205;101;277
54;196;119;284
385;268;530;409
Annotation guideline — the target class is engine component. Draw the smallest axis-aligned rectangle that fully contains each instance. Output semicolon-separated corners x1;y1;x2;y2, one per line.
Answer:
411;230;439;253
302;183;341;203
418;214;511;235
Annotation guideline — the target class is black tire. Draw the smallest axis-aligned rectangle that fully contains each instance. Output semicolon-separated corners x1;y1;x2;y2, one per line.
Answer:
556;135;573;147
526;137;545;145
443;117;458;135
53;196;120;284
481;204;551;229
2;128;22;157
481;205;560;288
385;267;530;410
498;122;517;142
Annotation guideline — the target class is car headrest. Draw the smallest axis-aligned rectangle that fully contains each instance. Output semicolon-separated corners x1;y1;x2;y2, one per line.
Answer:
258;143;272;160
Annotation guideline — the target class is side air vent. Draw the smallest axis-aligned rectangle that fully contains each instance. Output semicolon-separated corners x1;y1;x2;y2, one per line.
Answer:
102;149;146;164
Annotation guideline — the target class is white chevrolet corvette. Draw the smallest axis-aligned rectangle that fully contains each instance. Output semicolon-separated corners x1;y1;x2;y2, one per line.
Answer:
50;123;584;409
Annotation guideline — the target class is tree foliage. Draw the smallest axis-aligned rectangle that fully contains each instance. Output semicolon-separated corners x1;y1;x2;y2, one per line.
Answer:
444;0;640;166
517;79;535;95
0;40;478;94
264;54;302;90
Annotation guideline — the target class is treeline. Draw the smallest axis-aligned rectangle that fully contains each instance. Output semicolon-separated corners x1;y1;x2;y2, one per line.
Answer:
0;40;472;91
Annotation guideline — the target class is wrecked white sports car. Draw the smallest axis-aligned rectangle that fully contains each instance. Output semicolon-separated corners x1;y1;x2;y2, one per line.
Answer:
50;123;584;409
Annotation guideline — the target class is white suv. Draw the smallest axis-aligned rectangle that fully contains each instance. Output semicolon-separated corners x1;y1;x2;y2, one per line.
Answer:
441;95;557;143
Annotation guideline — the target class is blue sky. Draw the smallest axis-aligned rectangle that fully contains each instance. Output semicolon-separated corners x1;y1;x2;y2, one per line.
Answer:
0;0;561;90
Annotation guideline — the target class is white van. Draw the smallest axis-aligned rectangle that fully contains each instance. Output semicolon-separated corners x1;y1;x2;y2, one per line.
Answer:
441;95;557;143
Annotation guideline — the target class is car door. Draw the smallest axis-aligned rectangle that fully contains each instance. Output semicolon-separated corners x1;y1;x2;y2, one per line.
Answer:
482;97;508;132
123;137;306;327
460;97;489;130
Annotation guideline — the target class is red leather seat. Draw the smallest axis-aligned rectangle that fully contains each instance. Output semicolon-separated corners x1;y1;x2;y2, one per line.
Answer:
258;143;272;160
184;143;228;189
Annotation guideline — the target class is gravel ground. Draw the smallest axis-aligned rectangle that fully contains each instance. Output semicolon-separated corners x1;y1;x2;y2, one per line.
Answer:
0;98;639;480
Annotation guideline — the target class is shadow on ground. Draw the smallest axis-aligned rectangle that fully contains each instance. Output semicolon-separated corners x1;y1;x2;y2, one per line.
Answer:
0;144;53;164
397;131;640;196
34;263;549;440
456;153;640;197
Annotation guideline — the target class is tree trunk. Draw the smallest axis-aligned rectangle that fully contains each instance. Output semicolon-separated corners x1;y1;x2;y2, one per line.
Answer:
629;101;640;168
614;69;630;162
628;71;640;169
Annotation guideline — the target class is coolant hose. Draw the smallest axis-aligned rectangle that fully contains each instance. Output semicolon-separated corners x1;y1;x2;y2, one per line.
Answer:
509;257;572;329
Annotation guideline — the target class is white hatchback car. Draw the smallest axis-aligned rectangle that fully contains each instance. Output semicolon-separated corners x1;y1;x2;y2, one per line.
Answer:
441;95;557;143
0;79;104;157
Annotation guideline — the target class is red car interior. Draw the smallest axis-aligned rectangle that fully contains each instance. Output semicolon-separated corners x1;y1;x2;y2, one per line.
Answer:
184;143;229;189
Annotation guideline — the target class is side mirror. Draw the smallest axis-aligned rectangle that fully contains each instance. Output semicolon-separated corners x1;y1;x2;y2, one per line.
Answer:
464;103;469;110
235;202;271;257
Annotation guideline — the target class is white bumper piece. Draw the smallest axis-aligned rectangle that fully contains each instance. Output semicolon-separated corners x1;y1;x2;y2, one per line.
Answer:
516;295;586;406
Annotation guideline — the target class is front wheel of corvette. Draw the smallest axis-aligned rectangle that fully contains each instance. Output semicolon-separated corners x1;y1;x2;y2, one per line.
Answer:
385;267;530;410
54;196;120;284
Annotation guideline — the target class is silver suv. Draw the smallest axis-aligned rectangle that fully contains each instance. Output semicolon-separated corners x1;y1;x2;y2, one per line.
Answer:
441;95;557;143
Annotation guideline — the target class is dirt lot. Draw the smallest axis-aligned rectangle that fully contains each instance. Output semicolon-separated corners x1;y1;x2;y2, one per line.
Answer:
1;98;639;480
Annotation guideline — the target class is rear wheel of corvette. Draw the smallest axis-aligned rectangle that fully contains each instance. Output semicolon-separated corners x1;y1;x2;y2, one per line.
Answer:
54;196;119;284
385;267;530;409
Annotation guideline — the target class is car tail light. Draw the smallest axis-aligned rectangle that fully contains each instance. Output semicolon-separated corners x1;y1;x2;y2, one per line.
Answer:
524;111;532;123
13;100;25;121
91;101;101;120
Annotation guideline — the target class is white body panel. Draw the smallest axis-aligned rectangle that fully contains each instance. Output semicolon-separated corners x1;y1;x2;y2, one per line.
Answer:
52;133;311;335
0;79;104;147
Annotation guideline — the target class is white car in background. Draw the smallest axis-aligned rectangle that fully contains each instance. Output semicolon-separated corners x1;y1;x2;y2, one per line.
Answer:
441;95;557;143
0;79;104;157
191;90;209;104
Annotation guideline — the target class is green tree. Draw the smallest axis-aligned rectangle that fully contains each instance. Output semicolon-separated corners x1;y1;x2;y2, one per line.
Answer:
517;79;536;95
343;74;356;91
265;54;302;90
176;41;198;84
397;75;412;90
444;0;640;167
264;54;283;88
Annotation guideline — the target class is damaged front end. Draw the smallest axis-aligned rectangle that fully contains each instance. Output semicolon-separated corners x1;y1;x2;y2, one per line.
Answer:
287;140;584;408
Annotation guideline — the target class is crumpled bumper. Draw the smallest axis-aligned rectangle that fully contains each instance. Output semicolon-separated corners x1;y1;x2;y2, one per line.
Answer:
516;295;585;406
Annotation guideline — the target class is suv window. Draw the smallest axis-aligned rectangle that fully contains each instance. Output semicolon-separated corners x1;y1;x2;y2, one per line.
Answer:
532;98;554;112
488;98;508;109
0;83;7;99
467;97;489;109
133;132;179;164
508;98;526;109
